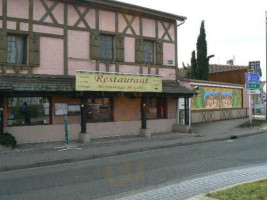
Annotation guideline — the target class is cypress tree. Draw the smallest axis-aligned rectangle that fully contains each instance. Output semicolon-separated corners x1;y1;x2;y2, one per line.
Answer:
196;21;209;80
191;50;197;79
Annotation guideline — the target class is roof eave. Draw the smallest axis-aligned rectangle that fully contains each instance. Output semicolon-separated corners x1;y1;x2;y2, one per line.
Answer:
65;0;187;21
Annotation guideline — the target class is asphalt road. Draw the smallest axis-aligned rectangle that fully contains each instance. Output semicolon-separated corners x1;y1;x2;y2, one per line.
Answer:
1;132;267;200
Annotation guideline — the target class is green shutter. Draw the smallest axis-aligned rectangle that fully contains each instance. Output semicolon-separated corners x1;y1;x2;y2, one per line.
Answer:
156;40;163;65
90;31;100;60
116;35;124;62
29;34;40;66
0;30;7;64
135;37;143;63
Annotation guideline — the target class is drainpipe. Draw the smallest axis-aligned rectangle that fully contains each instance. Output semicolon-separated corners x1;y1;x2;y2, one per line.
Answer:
176;20;186;126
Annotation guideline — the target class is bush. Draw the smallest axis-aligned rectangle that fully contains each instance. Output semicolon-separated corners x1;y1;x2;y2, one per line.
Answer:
0;133;17;149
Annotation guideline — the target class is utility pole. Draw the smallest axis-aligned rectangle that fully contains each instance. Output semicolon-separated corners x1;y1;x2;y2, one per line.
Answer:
266;11;267;120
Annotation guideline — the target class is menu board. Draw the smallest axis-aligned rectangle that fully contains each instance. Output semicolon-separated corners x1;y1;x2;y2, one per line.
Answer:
55;103;81;116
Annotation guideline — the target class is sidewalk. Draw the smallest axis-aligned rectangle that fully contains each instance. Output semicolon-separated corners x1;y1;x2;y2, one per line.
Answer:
0;118;266;172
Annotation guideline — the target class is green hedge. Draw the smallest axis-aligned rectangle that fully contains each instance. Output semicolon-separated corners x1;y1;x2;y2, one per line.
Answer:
0;133;17;149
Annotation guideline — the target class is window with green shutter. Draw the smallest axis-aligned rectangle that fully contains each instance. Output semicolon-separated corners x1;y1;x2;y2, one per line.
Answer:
100;35;114;60
0;30;7;64
7;35;27;65
29;34;40;66
143;40;154;64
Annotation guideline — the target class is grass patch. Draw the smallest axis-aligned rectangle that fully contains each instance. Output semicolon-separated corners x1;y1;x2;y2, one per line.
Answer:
206;179;267;200
238;120;267;128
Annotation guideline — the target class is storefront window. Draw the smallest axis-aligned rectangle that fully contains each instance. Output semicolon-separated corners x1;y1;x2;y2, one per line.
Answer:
86;98;112;122
7;97;50;126
146;98;166;119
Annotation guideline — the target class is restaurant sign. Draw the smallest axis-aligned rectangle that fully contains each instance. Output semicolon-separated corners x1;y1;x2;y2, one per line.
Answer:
76;71;162;92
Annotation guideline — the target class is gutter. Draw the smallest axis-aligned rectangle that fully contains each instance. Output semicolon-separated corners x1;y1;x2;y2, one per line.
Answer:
64;0;187;21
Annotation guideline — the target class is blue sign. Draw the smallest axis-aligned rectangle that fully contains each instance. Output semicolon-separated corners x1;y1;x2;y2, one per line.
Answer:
168;60;173;65
23;102;28;112
246;72;260;83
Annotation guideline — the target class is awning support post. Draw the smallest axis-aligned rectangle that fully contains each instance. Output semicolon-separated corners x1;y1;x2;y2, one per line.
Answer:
81;96;87;133
141;96;147;129
78;94;91;143
139;95;151;138
185;97;190;126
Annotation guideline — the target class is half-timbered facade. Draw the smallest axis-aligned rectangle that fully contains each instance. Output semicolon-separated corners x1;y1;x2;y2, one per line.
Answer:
0;0;194;143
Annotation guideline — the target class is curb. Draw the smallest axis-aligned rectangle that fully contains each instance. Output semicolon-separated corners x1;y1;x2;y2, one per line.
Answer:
0;130;266;173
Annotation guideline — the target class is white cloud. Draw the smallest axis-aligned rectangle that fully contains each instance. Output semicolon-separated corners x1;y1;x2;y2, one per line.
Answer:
117;0;267;80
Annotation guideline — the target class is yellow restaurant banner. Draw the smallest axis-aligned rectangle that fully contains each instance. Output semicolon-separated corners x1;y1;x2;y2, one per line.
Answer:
76;71;162;92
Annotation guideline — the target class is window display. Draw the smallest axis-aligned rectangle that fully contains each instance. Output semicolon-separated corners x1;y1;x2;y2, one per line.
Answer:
7;97;51;126
146;98;166;119
87;98;112;121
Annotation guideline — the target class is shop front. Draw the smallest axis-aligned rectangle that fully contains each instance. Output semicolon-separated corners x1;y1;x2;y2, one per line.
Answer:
1;74;194;144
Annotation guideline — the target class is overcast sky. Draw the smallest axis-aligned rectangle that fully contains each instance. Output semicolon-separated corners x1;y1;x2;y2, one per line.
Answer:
117;0;267;80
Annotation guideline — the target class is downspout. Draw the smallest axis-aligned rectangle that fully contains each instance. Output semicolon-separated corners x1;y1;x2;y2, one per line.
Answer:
176;20;186;125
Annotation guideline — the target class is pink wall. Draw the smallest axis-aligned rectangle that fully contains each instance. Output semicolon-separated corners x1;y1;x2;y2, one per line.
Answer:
7;21;16;30
99;10;115;32
142;18;156;38
180;80;191;89
68;30;90;59
7;0;29;19
33;0;46;21
159;68;176;80
67;6;96;28
3;0;178;78
68;60;96;76
119;65;140;74
6;118;177;143
0;0;2;16
158;22;175;41
118;14;140;35
124;37;135;62
20;22;29;31
33;24;63;35
163;43;175;66
34;37;64;75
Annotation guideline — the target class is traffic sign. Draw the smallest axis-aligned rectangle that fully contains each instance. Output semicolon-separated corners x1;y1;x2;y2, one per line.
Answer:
249;61;256;71
249;61;261;76
246;72;260;83
246;82;261;89
246;89;261;95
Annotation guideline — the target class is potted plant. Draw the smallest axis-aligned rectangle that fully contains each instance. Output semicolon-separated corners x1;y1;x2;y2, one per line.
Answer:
0;133;17;150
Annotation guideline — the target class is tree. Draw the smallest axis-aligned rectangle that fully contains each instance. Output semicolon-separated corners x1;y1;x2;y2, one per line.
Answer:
196;21;209;80
191;50;197;79
185;51;197;79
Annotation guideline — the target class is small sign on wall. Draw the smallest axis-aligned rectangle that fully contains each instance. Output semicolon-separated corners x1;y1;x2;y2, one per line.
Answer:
168;60;173;65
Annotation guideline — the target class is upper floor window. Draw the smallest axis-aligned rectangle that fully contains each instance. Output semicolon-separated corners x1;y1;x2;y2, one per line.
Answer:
100;35;114;60
143;40;154;63
7;35;27;65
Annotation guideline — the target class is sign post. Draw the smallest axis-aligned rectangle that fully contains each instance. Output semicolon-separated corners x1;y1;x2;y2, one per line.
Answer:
64;115;69;145
249;94;252;124
266;11;267;120
246;70;261;125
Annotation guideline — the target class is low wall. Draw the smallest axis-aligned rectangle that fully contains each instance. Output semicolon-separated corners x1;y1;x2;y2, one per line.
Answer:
191;108;248;123
5;119;176;143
